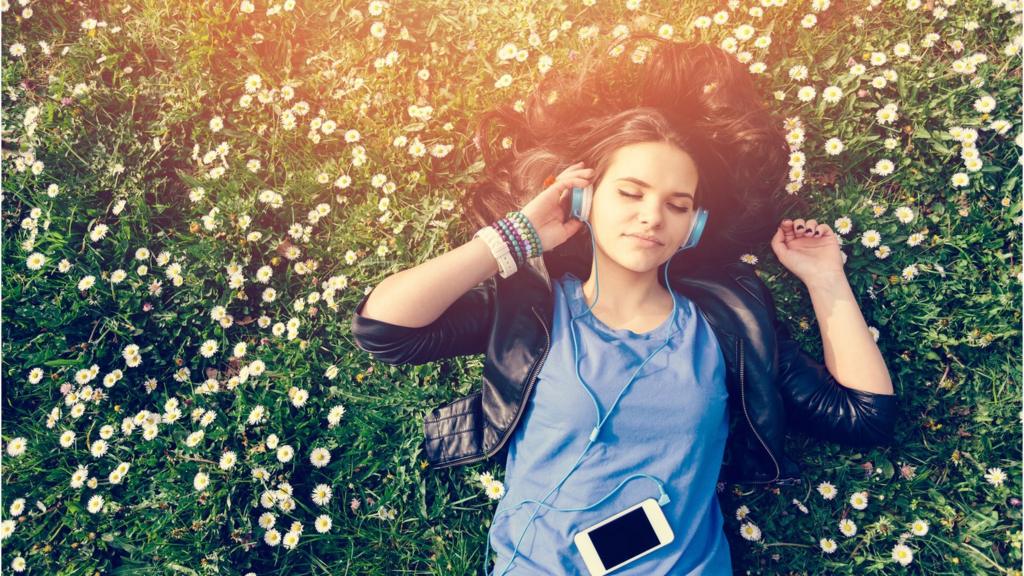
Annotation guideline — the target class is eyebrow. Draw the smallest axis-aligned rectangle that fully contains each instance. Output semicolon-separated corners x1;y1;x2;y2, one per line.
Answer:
615;177;694;199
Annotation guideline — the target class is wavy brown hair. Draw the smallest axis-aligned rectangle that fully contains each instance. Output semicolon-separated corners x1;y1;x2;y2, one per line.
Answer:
463;32;804;271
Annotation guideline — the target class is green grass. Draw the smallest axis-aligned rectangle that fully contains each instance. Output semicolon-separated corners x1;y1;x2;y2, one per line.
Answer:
1;0;1021;574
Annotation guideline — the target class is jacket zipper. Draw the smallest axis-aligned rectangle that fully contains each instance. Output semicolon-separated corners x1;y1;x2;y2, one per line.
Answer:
432;305;551;469
738;338;781;484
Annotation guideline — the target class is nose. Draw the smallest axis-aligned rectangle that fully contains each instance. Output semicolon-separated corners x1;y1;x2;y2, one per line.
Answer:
637;198;666;227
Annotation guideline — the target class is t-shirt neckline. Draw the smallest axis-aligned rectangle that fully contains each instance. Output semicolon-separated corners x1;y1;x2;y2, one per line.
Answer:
561;273;683;341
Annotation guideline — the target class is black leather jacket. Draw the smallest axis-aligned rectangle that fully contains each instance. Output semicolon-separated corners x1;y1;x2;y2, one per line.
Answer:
350;238;898;486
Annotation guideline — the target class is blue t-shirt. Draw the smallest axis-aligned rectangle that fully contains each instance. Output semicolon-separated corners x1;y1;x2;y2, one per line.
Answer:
487;272;732;575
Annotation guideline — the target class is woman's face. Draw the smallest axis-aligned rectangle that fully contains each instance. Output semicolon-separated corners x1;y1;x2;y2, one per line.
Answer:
589;141;700;273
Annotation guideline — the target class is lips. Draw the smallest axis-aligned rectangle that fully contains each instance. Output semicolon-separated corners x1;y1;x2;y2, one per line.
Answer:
625;234;664;246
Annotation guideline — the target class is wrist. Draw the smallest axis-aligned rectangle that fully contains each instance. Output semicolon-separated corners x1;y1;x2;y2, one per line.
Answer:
803;270;850;295
474;226;518;278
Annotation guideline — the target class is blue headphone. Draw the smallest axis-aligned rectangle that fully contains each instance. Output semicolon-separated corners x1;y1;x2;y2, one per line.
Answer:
570;184;709;251
483;184;711;575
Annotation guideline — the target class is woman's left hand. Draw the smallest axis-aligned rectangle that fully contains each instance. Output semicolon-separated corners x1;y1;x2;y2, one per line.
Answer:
770;218;846;286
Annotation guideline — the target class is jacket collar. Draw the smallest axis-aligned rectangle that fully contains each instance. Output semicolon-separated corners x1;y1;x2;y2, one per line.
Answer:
513;233;745;341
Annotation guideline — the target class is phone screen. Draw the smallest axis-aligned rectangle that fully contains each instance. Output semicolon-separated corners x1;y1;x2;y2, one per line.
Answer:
587;506;661;569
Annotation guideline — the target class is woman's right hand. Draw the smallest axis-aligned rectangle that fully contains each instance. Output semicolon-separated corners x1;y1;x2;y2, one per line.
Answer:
520;161;594;254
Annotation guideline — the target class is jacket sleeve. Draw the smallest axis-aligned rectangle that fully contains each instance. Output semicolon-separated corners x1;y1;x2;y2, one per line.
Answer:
756;275;899;447
349;277;496;365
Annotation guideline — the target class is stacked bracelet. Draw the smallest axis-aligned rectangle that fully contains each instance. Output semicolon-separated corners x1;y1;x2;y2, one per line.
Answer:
500;210;543;263
474;226;518;278
473;210;544;279
508;211;542;258
495;219;524;263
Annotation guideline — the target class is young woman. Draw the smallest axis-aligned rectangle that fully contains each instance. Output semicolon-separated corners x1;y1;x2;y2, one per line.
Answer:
351;34;897;576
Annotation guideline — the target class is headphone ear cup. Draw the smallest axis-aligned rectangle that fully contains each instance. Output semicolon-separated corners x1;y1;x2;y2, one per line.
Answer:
678;207;709;251
581;185;593;223
570;185;593;223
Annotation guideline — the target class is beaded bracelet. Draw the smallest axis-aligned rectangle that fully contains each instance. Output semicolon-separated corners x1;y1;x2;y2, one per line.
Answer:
506;218;533;260
498;212;540;264
475;210;543;278
508;211;542;257
494;218;524;264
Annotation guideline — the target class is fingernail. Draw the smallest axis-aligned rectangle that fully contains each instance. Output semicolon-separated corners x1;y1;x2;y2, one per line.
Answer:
796;225;803;230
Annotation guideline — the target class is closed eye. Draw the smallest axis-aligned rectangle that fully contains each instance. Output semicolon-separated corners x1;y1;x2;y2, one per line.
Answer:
618;190;690;213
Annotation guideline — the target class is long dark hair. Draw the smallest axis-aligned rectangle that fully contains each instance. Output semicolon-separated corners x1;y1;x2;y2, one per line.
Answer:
464;32;804;272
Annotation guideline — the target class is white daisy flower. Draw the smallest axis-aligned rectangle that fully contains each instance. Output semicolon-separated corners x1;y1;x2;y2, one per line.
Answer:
894;206;915;223
485;479;506;500
860;230;882;248
310;447;331;468
26;252;46;270
839;518;858;537
797;86;816;102
973;95;996;114
739;521;762;541
327;405;346;428
901;264;919;281
311;483;333;506
90;439;109;458
891;543;914;566
833;217;853;235
218;450;235;469
822;86;843;104
817;481;837;500
824;138;844;155
247;405;266;426
259;512;276;529
315;514;332;533
820;537;837;553
849;491;869;510
78;275;97;291
282;530;300;549
984;467;1007;487
870;159;895;176
199;339;218;358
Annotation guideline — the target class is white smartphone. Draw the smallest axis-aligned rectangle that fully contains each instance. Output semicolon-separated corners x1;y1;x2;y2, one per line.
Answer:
572;498;675;575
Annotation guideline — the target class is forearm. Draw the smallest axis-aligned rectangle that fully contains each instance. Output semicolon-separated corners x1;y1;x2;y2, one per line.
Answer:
359;236;500;328
804;274;895;395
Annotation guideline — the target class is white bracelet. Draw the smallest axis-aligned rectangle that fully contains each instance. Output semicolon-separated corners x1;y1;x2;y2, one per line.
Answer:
474;226;517;278
474;226;518;278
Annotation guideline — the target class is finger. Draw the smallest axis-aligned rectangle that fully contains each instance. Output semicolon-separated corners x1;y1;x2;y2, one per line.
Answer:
802;219;818;236
781;219;797;242
812;224;832;237
549;177;588;193
557;163;591;178
792;218;806;233
770;226;786;249
558;169;595;182
548;180;591;207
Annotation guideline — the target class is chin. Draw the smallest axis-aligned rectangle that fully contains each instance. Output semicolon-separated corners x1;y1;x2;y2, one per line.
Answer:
609;252;668;274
